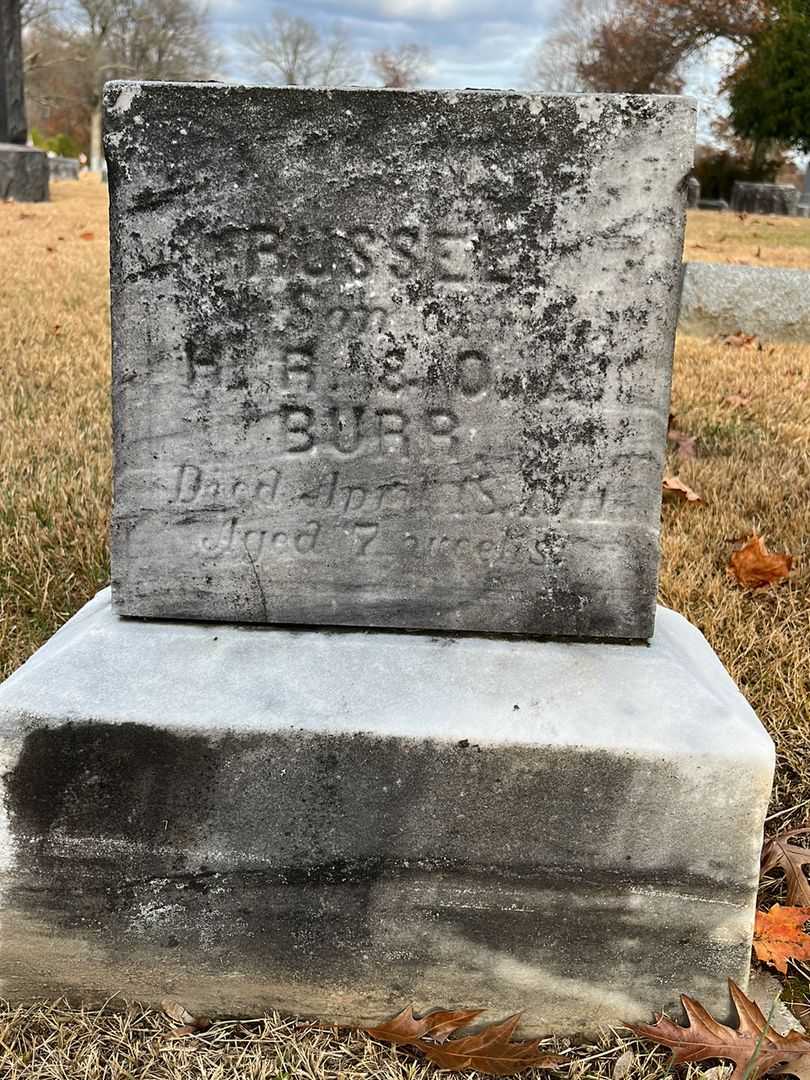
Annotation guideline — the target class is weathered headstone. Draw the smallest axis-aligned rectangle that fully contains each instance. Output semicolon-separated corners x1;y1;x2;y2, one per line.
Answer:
106;82;691;640
48;154;80;180
687;175;700;207
731;181;799;216
0;0;48;201
0;83;774;1037
799;169;810;214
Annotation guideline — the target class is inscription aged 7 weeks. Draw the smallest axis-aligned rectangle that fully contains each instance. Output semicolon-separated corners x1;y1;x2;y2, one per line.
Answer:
105;82;695;638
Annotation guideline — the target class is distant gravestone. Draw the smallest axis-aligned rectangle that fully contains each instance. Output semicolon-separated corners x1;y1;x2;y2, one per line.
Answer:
48;155;80;181
731;181;799;216
687;175;700;207
0;0;48;201
106;82;692;639
800;169;810;213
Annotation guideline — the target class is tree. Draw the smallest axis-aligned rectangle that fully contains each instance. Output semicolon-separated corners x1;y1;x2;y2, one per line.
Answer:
238;8;358;86
370;43;430;88
530;0;770;95
28;0;216;167
728;0;810;154
525;0;616;92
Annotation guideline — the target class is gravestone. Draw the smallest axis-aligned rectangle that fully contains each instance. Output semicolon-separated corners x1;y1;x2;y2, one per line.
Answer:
0;83;774;1036
107;82;689;640
48;154;80;180
687;175;700;207
799;169;810;214
0;0;48;201
731;181;799;217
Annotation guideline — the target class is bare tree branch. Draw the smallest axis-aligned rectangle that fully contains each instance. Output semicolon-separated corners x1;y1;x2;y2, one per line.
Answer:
238;8;358;86
370;43;431;88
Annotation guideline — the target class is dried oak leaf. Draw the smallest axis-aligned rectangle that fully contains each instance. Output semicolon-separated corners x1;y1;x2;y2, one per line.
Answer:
160;998;211;1038
755;906;810;974
365;1007;565;1077
79;230;94;240
667;416;697;460
629;979;810;1080
663;476;702;503
728;535;793;589
762;830;810;907
724;332;760;349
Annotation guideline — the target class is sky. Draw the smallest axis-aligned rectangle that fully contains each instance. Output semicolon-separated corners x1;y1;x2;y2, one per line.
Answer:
211;0;569;91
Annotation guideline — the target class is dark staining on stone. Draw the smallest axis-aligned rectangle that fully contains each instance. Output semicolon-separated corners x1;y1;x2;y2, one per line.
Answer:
5;721;219;849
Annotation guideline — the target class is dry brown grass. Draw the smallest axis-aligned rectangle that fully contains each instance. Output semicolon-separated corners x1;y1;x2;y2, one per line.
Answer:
663;334;810;818
0;998;724;1080
685;208;810;269
1;179;809;1077
0;176;110;680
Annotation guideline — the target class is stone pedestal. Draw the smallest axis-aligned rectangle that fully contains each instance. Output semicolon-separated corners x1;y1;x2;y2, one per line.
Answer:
0;589;773;1034
0;143;48;201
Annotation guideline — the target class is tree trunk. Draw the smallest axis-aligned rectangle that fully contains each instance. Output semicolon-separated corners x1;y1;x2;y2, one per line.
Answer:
90;105;103;174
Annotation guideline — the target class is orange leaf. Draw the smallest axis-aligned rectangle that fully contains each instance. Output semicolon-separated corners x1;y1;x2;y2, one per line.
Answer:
762;829;810;907
79;230;95;240
724;332;759;349
629;979;810;1080
663;475;702;503
365;1005;484;1046
364;1007;564;1077
728;535;793;589
754;906;810;974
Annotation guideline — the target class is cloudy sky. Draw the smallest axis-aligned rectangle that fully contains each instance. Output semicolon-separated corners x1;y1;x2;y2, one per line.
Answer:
211;0;566;90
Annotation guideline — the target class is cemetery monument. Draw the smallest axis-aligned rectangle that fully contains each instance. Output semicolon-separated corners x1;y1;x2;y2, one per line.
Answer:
0;0;48;201
731;180;799;217
0;83;774;1034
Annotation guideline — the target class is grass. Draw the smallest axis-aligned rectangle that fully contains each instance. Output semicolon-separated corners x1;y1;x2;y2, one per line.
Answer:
0;175;110;678
685;208;810;269
1;179;809;1076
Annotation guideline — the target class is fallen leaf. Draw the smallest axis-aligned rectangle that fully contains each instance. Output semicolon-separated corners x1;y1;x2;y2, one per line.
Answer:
45;245;55;253
79;230;94;240
762;830;810;907
161;998;211;1038
728;535;793;589
365;1007;565;1077
724;332;759;349
754;906;810;974
724;394;752;408
663;476;702;503
612;1047;635;1080
667;416;697;459
365;1005;484;1045
629;979;810;1080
